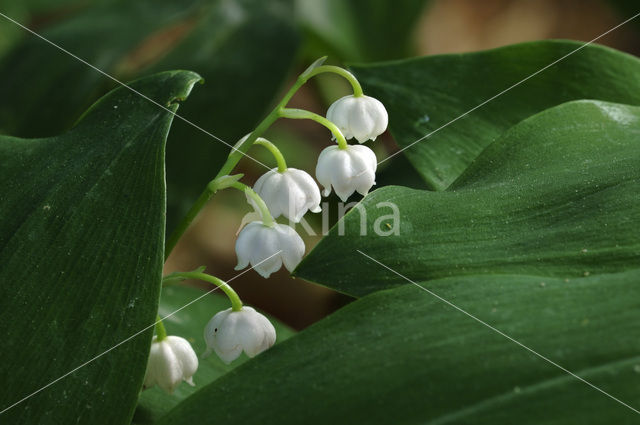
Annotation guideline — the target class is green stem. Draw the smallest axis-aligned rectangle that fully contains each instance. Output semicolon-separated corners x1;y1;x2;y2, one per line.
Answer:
230;181;274;227
279;108;348;149
155;316;167;341
164;272;243;311
254;138;287;172
305;65;363;97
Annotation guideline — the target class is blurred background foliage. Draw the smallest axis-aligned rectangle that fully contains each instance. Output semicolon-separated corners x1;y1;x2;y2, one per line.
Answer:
1;0;639;329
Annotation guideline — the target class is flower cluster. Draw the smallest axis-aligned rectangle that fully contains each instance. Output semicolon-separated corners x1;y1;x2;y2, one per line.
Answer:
235;94;388;277
145;60;388;394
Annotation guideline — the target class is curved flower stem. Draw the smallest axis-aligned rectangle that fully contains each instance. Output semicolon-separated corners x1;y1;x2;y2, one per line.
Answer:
230;181;274;227
163;272;243;311
304;65;363;97
253;138;287;172
279;108;348;149
155;316;167;341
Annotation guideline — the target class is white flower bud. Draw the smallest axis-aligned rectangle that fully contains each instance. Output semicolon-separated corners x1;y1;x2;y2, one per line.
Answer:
143;335;198;394
326;95;388;143
252;168;321;222
315;144;377;202
235;221;305;278
203;306;276;364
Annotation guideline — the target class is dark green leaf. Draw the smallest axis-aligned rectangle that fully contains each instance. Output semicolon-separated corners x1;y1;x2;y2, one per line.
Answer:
298;0;429;62
134;285;296;423
157;270;640;424
296;100;640;297
0;70;201;424
352;40;640;190
0;0;202;136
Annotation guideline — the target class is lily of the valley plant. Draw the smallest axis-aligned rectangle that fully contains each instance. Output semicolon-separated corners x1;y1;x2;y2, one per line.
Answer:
144;57;388;393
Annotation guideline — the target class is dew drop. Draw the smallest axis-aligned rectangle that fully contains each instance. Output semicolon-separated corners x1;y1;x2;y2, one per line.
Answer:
415;114;430;127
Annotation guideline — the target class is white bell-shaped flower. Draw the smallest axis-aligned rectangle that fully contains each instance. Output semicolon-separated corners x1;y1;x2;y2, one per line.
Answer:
235;221;305;278
253;168;321;222
326;95;388;143
316;144;377;202
144;335;198;394
203;306;276;364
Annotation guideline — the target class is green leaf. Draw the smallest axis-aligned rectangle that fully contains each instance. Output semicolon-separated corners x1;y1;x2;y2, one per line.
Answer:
298;0;429;62
0;70;201;423
351;40;640;190
296;100;640;297
0;0;299;230
134;285;296;424
0;0;202;136
156;270;640;424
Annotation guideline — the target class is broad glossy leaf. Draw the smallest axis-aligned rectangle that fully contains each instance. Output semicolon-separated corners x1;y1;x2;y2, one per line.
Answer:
297;0;428;61
296;100;640;297
0;70;201;423
351;40;640;190
134;285;296;423
157;270;640;424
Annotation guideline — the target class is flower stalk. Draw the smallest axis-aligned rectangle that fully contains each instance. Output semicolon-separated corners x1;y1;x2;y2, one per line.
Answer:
154;316;167;341
253;137;288;172
230;181;274;227
303;65;363;97
278;108;348;149
163;271;243;312
151;57;388;385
